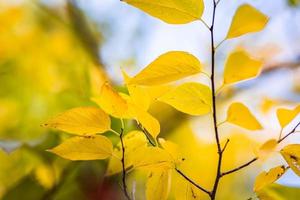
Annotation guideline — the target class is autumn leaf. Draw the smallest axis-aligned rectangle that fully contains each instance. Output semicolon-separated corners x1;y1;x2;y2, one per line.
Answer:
92;82;130;119
159;82;212;115
132;147;175;170
254;165;287;192
48;135;113;161
255;139;278;160
277;105;300;128
107;131;148;176
226;4;269;39
122;0;204;24
223;50;263;85
43;107;111;136
146;170;171;200
226;102;263;130
280;144;300;176
129;51;202;85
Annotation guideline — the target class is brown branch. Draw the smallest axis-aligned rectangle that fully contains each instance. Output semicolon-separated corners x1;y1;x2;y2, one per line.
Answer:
120;128;131;200
210;1;223;199
175;168;211;195
221;121;300;177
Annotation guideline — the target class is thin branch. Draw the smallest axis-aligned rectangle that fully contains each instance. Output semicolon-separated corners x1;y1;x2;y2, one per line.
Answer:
220;158;258;177
278;121;300;143
199;18;210;30
221;139;230;153
120;128;131;200
175;168;211;195
221;121;300;177
210;1;223;199
215;38;226;50
137;123;156;146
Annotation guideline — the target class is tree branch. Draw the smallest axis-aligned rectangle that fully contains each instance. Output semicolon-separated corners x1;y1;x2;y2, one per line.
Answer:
221;120;300;177
120;128;131;200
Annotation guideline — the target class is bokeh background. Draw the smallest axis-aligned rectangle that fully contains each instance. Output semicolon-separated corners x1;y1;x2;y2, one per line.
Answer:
1;0;300;199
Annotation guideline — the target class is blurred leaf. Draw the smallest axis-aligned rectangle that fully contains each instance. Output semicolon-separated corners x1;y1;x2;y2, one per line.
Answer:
280;144;300;176
226;102;263;130
254;165;287;192
146;170;171;200
224;50;262;85
276;105;300;128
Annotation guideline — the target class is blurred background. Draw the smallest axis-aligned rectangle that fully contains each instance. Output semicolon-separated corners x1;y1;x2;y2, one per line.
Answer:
1;0;300;199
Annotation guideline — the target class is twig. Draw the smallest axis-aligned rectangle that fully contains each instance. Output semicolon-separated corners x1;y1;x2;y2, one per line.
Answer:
175;168;211;195
221;121;300;177
120;128;131;200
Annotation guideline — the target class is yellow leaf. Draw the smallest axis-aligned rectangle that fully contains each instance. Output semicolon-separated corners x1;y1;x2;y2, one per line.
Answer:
224;50;263;85
254;165;287;192
92;83;130;119
159;82;212;115
48;135;113;161
159;138;180;161
146;170;171;200
276;105;300;128
43;107;111;136
175;182;202;200
132;147;174;170
106;131;148;176
34;165;55;189
226;102;263;130
122;0;204;24
129;51;202;85
130;104;161;138
255;139;278;160
226;4;269;39
280;144;300;176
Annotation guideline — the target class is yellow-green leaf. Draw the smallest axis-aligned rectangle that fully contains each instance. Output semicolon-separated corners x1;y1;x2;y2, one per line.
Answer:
129;51;202;85
122;0;204;24
254;165;287;192
224;50;263;85
92;83;130;119
159;82;212;115
226;4;269;39
106;131;148;176
146;170;171;200
277;105;300;128
132;147;174;170
43;107;111;136
280;144;300;176
226;102;263;130
48;135;113;161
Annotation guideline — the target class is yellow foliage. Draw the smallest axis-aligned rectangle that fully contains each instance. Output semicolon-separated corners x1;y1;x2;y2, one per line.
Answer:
254;165;286;192
226;4;269;39
129;51;202;85
43;107;111;136
226;102;263;130
92;83;130;119
122;0;204;24
224;50;263;85
48;135;113;161
276;105;300;128
146;170;171;200
159;82;212;115
280;144;300;176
